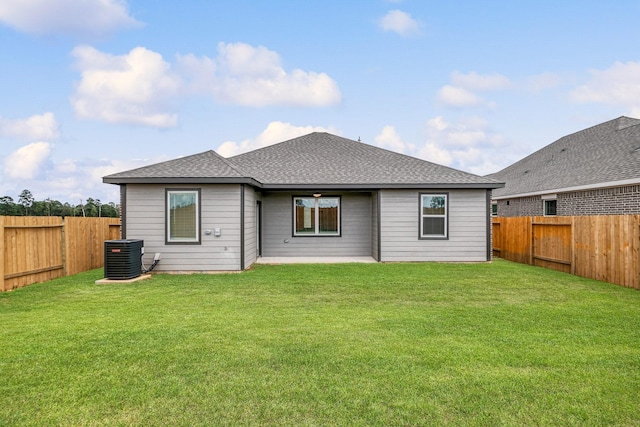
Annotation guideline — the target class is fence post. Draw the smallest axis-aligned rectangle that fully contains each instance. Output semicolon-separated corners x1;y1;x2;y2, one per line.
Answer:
570;216;576;275
0;217;5;291
61;217;67;277
529;216;534;265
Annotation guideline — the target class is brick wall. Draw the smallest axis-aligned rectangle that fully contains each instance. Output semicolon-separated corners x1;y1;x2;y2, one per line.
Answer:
495;184;640;217
559;184;640;215
496;196;541;217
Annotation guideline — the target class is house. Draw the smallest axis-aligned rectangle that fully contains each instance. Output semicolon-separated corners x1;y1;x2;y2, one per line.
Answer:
488;116;640;217
103;132;504;272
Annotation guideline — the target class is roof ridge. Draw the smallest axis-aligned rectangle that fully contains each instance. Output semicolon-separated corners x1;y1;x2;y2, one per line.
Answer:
111;150;216;175
487;115;640;197
210;149;251;177
616;116;640;131
233;131;495;181
487;116;634;176
229;131;329;160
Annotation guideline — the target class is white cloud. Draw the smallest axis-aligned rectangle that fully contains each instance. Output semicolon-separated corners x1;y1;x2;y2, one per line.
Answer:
69;42;342;128
44;156;170;202
373;125;415;153
450;71;511;91
437;85;482;107
3;141;52;180
0;0;141;37
0;112;60;141
70;45;182;128
379;10;421;37
437;71;511;108
217;121;336;157
0;151;168;203
178;42;342;107
421;142;453;166
570;60;640;116
417;116;509;175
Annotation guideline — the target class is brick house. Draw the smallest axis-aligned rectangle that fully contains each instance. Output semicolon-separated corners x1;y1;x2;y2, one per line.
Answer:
487;116;640;217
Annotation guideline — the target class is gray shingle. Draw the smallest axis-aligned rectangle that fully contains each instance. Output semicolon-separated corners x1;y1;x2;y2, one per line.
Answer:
488;116;640;197
230;132;501;187
104;132;503;189
103;150;249;181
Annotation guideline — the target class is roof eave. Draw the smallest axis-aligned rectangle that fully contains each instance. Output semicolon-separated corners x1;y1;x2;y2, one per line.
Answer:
103;176;262;187
261;182;505;190
492;177;640;200
103;176;504;190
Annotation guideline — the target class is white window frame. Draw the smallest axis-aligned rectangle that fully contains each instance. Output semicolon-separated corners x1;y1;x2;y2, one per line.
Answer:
293;196;341;236
166;189;200;244
420;193;448;239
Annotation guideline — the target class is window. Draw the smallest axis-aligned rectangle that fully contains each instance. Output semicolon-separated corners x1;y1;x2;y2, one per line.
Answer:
544;199;557;216
420;193;448;239
166;189;200;243
293;196;340;236
492;203;498;216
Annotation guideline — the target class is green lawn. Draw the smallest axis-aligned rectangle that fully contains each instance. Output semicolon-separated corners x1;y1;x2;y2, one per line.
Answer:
1;259;639;426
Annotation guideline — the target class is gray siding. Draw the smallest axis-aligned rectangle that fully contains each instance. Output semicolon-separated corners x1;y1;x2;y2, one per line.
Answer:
243;186;261;269
380;189;488;262
262;192;372;257
371;191;380;261
125;184;243;271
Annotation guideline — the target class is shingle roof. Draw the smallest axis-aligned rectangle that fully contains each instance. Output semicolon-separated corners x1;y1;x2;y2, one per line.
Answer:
104;132;503;189
230;132;501;188
103;150;257;184
488;116;640;198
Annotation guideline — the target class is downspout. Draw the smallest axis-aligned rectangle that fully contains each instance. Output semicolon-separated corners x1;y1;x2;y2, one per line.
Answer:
240;184;245;270
486;189;491;261
377;189;382;262
120;184;127;239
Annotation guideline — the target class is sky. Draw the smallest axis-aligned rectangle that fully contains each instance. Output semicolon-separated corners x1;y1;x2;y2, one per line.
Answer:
2;0;640;205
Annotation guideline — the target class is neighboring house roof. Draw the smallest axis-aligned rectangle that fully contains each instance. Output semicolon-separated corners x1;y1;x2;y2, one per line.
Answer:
487;116;640;199
104;132;503;190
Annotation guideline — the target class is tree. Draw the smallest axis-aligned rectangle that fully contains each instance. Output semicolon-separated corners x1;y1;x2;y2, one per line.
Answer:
44;197;52;216
61;202;74;217
18;189;34;216
85;198;97;217
77;199;86;217
0;193;118;217
0;196;16;216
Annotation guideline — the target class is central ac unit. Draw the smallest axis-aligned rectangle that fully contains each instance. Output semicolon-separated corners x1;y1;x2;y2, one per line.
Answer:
104;239;143;280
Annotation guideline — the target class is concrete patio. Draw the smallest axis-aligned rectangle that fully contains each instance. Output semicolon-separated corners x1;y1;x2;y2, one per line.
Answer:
255;256;377;264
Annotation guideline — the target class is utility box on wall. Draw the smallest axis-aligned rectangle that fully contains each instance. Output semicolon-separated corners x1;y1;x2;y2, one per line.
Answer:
104;239;143;280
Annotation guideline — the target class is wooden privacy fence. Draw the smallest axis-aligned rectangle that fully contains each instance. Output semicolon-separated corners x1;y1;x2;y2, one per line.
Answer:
493;215;640;289
0;216;121;291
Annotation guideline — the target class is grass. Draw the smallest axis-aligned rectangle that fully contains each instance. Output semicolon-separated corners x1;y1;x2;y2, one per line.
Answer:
1;259;640;426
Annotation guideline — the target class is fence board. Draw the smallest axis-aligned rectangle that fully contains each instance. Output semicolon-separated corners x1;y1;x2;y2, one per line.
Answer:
492;217;531;264
1;217;121;291
0;217;4;291
532;217;572;274
493;215;640;289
